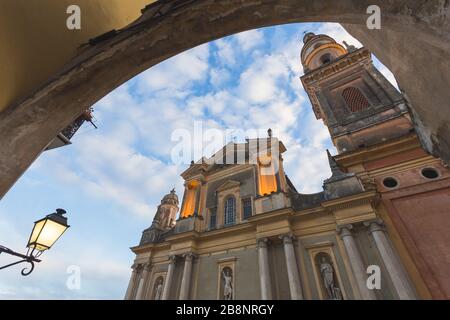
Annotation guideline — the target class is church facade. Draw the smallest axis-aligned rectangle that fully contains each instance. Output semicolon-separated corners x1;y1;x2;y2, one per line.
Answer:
124;33;450;300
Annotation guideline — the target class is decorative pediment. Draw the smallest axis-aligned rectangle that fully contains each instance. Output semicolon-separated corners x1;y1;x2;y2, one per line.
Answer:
216;180;241;192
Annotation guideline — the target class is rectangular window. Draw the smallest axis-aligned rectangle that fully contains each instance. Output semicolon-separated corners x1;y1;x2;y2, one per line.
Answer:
242;198;252;220
224;197;236;226
209;208;217;229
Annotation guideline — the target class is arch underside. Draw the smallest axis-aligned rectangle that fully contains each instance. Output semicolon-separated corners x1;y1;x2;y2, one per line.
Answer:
0;0;449;198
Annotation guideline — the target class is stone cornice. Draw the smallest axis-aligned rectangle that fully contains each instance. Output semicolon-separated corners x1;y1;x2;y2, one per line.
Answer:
291;206;326;217
131;241;171;254
321;190;379;211
199;222;255;239
334;133;420;168
301;48;371;85
205;165;254;182
165;230;199;243
132;192;381;254
246;207;294;224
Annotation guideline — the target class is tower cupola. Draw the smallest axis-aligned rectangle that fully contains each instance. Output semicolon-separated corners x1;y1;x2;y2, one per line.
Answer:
301;32;347;73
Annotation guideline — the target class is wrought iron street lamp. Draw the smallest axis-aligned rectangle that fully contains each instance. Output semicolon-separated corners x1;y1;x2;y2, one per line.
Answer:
0;209;69;276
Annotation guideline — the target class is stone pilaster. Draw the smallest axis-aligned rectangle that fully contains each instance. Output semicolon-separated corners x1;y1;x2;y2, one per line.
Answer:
134;263;150;300
257;238;272;300
136;263;152;300
124;264;138;300
179;253;196;300
364;219;417;299
280;233;303;300
337;224;376;300
162;255;176;300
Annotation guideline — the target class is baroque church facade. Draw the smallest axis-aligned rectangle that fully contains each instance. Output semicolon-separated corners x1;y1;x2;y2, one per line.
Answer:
124;33;450;300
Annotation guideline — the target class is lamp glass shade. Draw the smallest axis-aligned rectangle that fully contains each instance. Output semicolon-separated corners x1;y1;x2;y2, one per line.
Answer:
28;217;68;251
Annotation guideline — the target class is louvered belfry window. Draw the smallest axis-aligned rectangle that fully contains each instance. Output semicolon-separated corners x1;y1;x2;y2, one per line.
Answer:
342;87;370;112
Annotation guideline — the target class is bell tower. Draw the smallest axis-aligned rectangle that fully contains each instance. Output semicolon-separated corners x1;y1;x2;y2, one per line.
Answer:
300;32;413;154
155;188;179;230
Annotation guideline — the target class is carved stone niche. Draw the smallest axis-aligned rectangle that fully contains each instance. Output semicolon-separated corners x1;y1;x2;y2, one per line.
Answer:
151;275;165;300
314;252;344;300
217;257;236;300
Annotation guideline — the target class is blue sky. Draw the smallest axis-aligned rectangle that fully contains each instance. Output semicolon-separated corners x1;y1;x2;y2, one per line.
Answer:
0;22;397;299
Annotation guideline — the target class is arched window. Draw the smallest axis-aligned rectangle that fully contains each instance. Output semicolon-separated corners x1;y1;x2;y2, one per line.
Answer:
224;196;236;226
342;87;370;112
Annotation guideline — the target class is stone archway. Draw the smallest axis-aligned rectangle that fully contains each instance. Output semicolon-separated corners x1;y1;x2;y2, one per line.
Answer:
0;0;449;198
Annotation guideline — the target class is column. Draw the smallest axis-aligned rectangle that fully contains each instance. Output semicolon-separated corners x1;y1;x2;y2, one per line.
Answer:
364;219;417;299
136;263;151;300
161;255;176;300
179;253;195;300
134;264;147;300
338;225;376;300
124;264;138;300
280;234;303;300
257;238;272;300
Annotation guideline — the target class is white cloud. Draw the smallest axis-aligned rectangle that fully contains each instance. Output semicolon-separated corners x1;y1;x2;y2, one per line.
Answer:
209;67;231;88
239;54;289;104
235;29;265;52
214;38;236;66
134;43;210;95
316;23;362;48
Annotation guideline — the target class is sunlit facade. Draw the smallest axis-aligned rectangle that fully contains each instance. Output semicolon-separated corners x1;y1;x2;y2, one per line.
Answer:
125;33;450;301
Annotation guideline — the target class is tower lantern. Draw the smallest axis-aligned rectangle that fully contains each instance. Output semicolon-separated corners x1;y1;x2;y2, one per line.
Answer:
301;32;347;73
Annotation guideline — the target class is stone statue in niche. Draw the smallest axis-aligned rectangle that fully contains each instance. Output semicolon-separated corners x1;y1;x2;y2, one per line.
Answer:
222;267;233;300
153;277;164;300
318;254;343;300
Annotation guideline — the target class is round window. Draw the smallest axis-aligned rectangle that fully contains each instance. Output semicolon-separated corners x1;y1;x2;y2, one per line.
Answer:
382;177;398;189
421;167;439;180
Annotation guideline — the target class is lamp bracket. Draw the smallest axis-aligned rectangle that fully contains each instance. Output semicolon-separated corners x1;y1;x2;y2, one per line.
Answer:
0;245;41;276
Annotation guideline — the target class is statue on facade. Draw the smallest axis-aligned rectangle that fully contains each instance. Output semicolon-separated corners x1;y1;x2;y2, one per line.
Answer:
222;268;233;300
154;278;163;300
319;256;342;300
